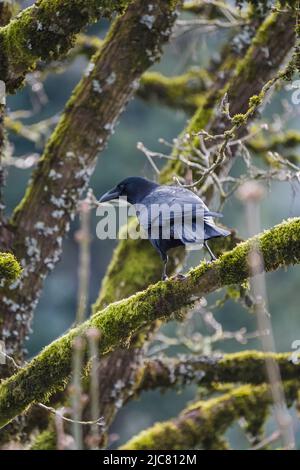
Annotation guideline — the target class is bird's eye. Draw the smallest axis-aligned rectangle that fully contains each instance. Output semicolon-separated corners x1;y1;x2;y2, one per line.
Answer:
118;184;124;193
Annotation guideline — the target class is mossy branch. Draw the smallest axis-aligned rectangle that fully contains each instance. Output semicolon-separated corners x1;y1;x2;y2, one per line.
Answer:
0;0;180;357
29;350;300;449
248;129;300;166
0;0;131;92
120;381;300;450
181;0;241;17
138;70;210;113
0;252;21;285
0;218;299;429
134;351;300;394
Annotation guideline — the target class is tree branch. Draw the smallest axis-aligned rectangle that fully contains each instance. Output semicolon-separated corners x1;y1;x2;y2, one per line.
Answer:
138;70;210;113
120;381;300;450
0;0;180;358
0;0;132;92
134;351;300;394
0;0;12;237
248;129;300;166
28;349;300;449
0;217;299;429
181;0;239;18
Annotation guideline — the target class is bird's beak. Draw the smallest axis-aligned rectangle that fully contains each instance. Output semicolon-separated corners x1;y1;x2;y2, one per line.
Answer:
99;186;121;203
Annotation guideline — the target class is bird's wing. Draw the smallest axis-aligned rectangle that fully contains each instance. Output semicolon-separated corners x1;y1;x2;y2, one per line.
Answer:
135;186;219;244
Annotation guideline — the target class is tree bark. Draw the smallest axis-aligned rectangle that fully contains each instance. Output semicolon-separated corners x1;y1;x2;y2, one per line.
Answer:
0;0;131;92
132;351;300;394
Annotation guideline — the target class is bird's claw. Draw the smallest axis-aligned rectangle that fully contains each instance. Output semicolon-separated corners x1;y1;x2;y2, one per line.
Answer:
172;273;187;281
206;257;217;264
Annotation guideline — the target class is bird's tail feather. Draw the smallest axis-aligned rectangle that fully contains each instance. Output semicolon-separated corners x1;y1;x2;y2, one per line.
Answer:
204;211;223;218
204;222;230;239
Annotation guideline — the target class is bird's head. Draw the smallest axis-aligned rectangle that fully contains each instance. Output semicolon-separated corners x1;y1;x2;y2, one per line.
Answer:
99;176;158;205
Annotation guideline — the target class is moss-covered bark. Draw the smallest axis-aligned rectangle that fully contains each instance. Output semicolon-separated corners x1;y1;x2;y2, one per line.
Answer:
30;426;57;450
120;382;300;450
0;0;180;358
0;102;5;228
0;3;12;245
182;0;221;15
29;349;300;449
0;252;21;285
138;69;209;113
0;0;131;92
247;129;300;167
0;218;299;429
135;351;300;394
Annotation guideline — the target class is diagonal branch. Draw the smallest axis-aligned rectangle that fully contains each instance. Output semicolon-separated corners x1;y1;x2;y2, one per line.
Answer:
0;0;131;92
0;0;180;358
0;217;299;429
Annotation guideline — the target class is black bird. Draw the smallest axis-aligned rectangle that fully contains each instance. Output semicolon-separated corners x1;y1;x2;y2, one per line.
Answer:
99;176;230;279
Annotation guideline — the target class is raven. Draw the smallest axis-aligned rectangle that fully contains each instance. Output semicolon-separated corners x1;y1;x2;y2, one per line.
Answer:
99;176;230;279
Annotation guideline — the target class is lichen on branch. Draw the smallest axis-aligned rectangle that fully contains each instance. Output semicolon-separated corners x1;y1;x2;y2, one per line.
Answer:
0;217;299;429
134;351;300;394
0;0;131;92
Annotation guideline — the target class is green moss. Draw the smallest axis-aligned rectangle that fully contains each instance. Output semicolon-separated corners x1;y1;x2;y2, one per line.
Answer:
0;252;22;284
0;0;131;92
232;113;246;125
217;218;300;285
232;12;278;89
249;129;300;153
138;69;209;113
121;381;300;450
159;101;214;184
31;428;56;450
249;94;262;106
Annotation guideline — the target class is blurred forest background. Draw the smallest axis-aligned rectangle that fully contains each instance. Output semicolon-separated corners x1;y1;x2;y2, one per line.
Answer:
4;0;300;448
